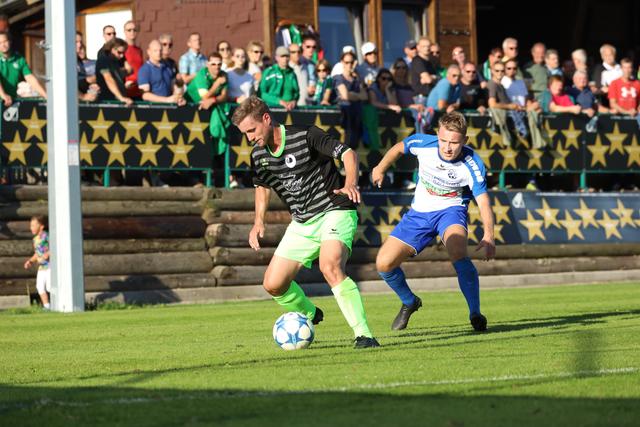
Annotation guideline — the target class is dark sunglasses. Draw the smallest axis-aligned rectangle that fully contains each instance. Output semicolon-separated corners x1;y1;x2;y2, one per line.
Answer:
252;50;264;54
162;42;173;47
303;45;317;49
105;32;115;36
317;68;328;72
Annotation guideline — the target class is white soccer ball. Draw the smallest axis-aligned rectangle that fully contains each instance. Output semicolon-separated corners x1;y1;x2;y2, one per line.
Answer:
272;312;315;350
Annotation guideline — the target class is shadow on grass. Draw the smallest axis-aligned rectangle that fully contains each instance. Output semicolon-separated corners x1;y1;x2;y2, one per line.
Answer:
0;384;637;427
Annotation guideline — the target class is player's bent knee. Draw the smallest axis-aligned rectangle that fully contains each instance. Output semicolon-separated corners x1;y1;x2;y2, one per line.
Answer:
262;270;287;296
319;261;344;285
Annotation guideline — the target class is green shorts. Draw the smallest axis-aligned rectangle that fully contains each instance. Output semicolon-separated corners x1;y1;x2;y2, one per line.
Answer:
274;209;358;268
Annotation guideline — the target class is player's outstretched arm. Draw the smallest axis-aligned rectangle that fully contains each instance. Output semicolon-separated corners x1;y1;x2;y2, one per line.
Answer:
333;149;361;204
249;186;271;250
371;142;405;188
475;192;496;260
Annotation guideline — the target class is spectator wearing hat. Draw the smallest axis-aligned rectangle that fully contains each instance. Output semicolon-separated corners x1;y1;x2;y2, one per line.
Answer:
259;46;298;111
403;40;417;66
356;42;380;87
331;45;356;77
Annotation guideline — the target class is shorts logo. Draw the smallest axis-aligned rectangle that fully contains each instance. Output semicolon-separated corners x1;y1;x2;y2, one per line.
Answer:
285;154;296;168
447;169;457;179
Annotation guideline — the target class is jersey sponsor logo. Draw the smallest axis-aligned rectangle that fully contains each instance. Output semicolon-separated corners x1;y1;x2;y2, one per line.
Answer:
621;86;637;98
285;154;296;168
465;155;484;183
282;174;303;192
421;177;461;198
332;145;344;158
447;169;457;179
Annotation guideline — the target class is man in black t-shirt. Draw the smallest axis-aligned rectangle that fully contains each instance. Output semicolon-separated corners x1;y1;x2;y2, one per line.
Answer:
95;38;132;105
410;36;437;97
232;96;380;349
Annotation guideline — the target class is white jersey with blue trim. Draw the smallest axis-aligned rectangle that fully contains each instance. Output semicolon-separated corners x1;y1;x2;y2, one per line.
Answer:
403;133;488;212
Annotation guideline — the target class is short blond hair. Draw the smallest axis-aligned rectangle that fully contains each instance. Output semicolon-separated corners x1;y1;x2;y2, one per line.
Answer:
231;96;271;126
438;111;467;135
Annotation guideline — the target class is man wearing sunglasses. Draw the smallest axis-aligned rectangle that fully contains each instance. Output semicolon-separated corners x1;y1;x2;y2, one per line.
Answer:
97;25;116;60
95;38;133;106
426;64;462;113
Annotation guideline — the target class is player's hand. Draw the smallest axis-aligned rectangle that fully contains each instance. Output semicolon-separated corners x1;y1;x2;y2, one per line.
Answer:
24;259;32;269
475;238;496;261
249;222;265;251
2;93;12;107
334;183;361;204
371;166;385;188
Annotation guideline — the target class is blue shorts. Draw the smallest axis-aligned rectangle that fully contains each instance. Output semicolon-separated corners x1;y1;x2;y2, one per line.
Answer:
389;206;468;255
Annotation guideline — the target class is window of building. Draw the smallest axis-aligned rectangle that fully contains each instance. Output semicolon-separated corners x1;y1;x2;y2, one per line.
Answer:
318;4;363;66
83;9;132;60
381;7;421;68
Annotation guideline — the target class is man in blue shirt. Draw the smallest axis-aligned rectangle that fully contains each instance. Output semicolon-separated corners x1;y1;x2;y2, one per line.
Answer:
426;64;461;112
138;40;185;105
566;70;598;116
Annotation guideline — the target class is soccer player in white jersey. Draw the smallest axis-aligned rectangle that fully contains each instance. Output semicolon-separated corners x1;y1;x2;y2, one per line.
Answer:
371;111;495;331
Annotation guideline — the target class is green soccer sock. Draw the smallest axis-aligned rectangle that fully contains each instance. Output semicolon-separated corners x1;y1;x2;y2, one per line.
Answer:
331;277;373;338
272;280;316;321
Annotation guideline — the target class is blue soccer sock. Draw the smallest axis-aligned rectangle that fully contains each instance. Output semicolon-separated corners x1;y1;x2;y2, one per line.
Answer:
453;257;480;317
378;267;416;306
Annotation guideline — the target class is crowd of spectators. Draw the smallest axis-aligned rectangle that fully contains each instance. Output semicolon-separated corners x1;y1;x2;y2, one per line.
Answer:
2;20;640;188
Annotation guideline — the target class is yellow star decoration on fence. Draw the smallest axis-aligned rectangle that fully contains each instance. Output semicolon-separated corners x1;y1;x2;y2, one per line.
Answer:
624;134;640;167
169;134;193;167
467;200;481;224
587;135;608;167
534;198;561;229
122;110;144;143
493;223;504;243
284;113;293;125
354;225;370;245
138;134;162;166
184;111;208;144
105;133;129;165
79;132;97;165
467;223;478;243
466;123;482;147
492;198;511;224
515;132;530;149
36;141;47;164
551;142;570;170
313;114;330;133
611;199;636;228
20;107;47;141
3;132;30;164
562;120;582;150
154;111;178;143
231;135;252;167
375;219;396;242
519;211;546;241
597;211;622;239
543;118;560;142
380;198;404;224
558;210;585;240
526;148;544;169
358;204;377;224
500;145;518;169
391;115;414;141
474;142;493;167
487;129;503;148
87;109;113;143
573;199;599;228
605;122;627;155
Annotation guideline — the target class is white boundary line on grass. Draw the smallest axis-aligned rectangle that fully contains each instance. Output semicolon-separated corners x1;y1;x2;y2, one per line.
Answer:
3;367;638;410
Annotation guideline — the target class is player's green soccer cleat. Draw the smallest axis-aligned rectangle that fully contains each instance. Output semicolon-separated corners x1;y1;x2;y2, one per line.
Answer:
354;336;381;349
470;313;487;331
391;296;422;330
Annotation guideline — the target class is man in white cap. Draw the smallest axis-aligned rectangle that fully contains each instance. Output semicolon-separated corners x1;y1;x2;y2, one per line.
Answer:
331;45;356;77
356;42;380;87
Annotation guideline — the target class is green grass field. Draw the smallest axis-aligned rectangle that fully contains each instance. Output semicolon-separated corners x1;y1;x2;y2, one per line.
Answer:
1;283;639;426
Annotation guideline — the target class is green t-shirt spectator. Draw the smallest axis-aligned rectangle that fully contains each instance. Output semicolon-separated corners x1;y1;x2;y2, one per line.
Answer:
0;53;32;98
259;64;299;107
185;68;227;103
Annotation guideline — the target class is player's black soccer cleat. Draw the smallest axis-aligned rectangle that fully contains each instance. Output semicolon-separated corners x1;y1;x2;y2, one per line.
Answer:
312;306;324;325
354;336;381;349
470;313;487;332
391;296;422;330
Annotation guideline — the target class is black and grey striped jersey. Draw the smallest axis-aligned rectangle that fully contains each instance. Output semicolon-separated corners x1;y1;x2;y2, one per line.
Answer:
251;125;356;223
